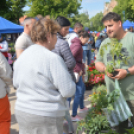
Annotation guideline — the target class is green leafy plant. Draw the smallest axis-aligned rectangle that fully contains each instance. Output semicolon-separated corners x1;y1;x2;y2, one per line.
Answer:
126;128;134;134
9;47;15;53
77;108;110;134
8;43;14;47
100;38;130;75
89;85;120;113
105;129;120;134
105;64;114;74
77;85;134;134
105;128;134;134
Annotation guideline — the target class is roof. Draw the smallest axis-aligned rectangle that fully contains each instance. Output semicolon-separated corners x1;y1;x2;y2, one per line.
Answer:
0;17;24;34
123;20;134;29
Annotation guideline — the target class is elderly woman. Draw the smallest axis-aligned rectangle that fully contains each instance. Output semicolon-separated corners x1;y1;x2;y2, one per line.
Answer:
13;19;76;134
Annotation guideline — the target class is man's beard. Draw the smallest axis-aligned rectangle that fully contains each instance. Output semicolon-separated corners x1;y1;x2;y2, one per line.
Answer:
108;32;116;38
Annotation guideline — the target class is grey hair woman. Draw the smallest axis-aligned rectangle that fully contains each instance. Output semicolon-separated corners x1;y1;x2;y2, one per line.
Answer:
13;18;76;134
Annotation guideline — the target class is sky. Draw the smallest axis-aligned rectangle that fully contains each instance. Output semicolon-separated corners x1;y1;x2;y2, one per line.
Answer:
80;0;110;18
23;0;110;18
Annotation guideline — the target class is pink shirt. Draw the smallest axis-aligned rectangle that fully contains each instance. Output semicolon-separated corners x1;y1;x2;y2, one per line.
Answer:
8;53;13;64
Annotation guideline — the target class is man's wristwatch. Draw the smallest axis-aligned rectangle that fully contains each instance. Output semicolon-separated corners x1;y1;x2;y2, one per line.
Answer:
126;69;131;76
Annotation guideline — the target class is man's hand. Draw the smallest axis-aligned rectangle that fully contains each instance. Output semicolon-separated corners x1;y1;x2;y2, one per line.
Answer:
114;69;127;80
105;70;115;79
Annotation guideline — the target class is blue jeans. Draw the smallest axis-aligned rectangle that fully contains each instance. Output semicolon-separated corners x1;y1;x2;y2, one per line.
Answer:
72;76;85;116
67;97;71;107
83;50;91;65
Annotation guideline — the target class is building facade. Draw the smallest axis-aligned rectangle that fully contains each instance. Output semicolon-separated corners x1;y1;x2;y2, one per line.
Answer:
103;0;118;16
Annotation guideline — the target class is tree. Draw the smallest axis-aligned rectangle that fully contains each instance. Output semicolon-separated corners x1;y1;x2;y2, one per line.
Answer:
74;13;89;26
1;0;26;23
26;0;82;18
88;12;104;31
113;0;134;21
69;12;103;31
0;0;8;16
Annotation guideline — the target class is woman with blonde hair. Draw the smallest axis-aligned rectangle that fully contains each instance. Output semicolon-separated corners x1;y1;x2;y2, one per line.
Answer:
13;18;76;134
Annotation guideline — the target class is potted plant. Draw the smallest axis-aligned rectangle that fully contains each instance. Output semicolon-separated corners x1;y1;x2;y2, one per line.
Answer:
99;38;130;76
77;107;110;134
77;85;120;134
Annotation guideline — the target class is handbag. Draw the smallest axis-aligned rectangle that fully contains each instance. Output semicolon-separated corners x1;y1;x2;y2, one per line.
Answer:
74;72;80;83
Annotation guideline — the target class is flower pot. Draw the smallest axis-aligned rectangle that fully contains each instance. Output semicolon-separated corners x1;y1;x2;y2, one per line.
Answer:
112;70;119;77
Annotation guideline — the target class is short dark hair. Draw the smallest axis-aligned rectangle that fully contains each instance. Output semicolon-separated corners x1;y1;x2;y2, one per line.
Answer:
74;22;83;29
56;16;70;27
78;30;90;38
102;12;121;23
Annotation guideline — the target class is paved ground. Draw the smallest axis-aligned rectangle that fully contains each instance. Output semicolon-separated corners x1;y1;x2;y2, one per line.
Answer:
9;88;92;134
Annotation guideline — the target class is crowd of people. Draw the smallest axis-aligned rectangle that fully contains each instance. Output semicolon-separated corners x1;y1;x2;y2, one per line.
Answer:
0;12;134;134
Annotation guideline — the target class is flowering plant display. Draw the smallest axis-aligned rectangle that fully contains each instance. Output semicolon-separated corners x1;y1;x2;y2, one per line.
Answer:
87;62;105;85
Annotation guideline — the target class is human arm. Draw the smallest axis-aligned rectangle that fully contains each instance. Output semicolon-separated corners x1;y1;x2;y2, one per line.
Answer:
15;37;27;58
95;62;106;73
16;49;24;58
95;42;115;79
60;42;76;70
71;44;81;58
50;55;76;98
0;53;13;94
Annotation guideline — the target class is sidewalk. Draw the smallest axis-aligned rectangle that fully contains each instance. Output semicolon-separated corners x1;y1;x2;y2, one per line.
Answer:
9;88;92;134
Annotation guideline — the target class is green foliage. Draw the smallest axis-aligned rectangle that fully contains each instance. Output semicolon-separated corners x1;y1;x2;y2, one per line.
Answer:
26;0;82;18
106;128;134;134
73;12;104;31
77;108;110;134
105;64;114;74
100;38;130;74
9;43;15;53
126;128;134;134
89;85;120;113
77;84;134;134
113;0;134;21
9;43;14;47
72;12;89;27
1;0;27;23
105;129;120;134
0;0;8;16
89;12;104;31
